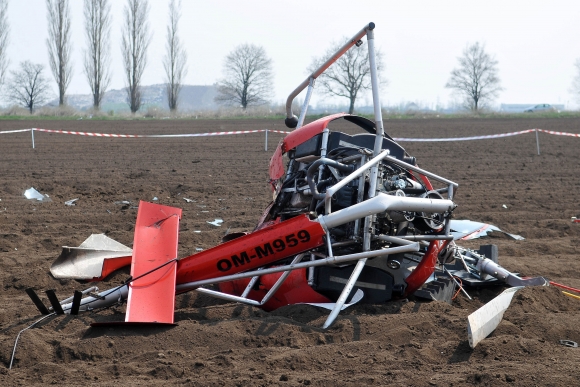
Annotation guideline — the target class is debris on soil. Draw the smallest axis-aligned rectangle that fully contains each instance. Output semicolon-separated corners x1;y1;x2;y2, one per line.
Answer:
23;187;51;202
559;340;578;347
207;218;224;226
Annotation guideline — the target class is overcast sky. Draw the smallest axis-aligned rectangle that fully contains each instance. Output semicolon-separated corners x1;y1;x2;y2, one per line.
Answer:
6;0;580;109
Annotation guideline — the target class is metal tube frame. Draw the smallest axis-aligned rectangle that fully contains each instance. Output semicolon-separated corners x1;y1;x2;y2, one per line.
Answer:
324;149;390;214
353;154;368;236
309;126;329;284
175;243;418;293
377;235;426;246
307;253;316;285
57;286;98;306
285;23;375;121
241;267;263;298
385;155;458;190
396;234;454;241
297;78;316;129
317;128;331;184
322;24;385;328
198;254;306;307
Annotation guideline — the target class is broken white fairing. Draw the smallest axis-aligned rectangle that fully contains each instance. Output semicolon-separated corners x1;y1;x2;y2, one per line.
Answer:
50;234;132;280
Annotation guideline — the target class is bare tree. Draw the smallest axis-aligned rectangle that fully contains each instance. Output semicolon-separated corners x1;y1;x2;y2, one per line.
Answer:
6;61;51;113
309;38;384;114
215;44;273;109
0;0;9;87
46;0;72;106
121;0;150;113
445;42;503;111
83;0;111;110
163;0;187;112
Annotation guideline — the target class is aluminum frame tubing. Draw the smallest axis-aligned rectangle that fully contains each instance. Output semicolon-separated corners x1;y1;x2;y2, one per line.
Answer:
196;287;261;306
70;244;418;313
366;29;384;154
353;154;368;235
285;23;374;119
324;149;390;214
60;285;128;314
241;267;263;298
318;128;331;192
319;192;455;230
384;155;458;189
322;256;367;328
377;235;424;246
365;27;385;201
297;78;315;129
176;243;419;292
57;286;98;306
228;254;306;308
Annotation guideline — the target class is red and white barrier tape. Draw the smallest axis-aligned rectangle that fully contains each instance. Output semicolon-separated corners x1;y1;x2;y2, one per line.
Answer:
32;128;268;138
537;129;580;138
0;128;32;134
392;129;537;142
2;127;579;140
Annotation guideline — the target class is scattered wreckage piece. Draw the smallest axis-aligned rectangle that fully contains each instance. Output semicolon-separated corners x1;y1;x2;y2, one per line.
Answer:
468;286;524;348
206;218;223;226
50;234;132;281
24;187;51;202
449;219;524;241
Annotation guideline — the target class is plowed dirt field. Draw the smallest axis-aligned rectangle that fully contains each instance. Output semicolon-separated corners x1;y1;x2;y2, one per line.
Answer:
1;116;579;386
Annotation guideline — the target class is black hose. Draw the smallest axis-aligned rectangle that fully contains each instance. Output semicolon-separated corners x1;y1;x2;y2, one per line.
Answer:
306;158;354;200
317;178;334;191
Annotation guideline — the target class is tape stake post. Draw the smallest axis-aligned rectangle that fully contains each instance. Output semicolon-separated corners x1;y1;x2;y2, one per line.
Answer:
535;128;540;155
265;129;268;151
31;128;35;149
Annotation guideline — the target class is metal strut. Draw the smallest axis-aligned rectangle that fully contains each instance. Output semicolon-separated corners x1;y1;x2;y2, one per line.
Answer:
322;22;387;329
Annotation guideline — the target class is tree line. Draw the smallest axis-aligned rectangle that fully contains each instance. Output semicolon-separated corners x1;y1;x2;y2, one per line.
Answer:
0;0;189;114
0;0;569;115
0;0;388;116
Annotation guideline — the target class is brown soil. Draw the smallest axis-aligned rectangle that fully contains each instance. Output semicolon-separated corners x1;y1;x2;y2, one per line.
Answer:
1;116;579;386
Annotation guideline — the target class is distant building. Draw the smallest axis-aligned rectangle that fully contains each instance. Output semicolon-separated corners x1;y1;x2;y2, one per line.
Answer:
500;103;565;113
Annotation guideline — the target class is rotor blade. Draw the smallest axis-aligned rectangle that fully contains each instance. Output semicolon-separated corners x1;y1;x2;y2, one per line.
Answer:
467;286;523;348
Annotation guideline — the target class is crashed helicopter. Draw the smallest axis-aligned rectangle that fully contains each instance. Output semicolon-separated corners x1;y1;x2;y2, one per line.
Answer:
26;22;548;348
